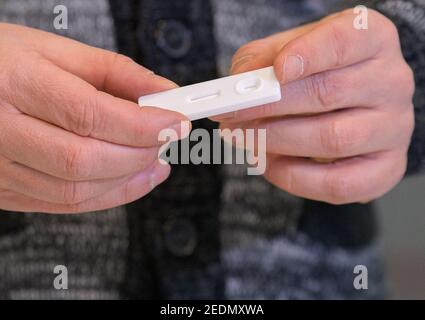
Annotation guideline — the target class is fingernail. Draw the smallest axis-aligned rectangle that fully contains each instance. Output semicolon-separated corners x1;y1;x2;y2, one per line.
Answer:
168;120;191;140
282;54;304;83
231;55;254;73
149;161;171;190
144;67;178;89
154;75;179;89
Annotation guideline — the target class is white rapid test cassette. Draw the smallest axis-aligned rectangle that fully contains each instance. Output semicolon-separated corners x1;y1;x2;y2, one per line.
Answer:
138;66;282;121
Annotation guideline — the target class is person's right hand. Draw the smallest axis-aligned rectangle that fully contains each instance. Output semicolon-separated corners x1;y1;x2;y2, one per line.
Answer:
0;23;188;213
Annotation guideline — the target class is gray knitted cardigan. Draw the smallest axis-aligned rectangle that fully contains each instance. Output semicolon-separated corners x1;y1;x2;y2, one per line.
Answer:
0;0;424;299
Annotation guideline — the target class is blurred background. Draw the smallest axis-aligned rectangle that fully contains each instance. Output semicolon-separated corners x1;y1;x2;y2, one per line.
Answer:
377;174;425;299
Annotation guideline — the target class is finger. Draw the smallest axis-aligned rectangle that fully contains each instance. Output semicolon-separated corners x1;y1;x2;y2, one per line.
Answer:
0;161;170;213
4;59;188;147
264;151;406;205
230;23;317;74
1;23;177;101
274;9;401;84
0;112;162;181
212;59;395;122
213;15;409;123
220;108;413;158
0;156;152;205
229;9;399;81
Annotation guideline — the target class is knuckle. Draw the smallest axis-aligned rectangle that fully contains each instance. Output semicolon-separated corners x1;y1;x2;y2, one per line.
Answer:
109;53;134;76
385;62;415;105
367;9;400;49
71;93;97;137
61;181;85;205
133;120;147;142
400;64;416;100
284;166;297;194
141;147;160;168
320;119;353;156
112;53;135;67
306;72;339;109
407;107;415;137
265;160;295;193
101;52;134;88
256;102;279;119
63;144;90;180
402;105;415;141
121;178;134;204
398;155;409;179
328;22;348;67
4;53;39;104
324;172;353;205
372;10;399;43
391;155;408;185
385;22;400;44
104;52;134;71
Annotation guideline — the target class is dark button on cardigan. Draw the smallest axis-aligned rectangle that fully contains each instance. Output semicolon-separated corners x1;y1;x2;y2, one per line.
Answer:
162;217;198;257
155;19;192;59
110;0;224;299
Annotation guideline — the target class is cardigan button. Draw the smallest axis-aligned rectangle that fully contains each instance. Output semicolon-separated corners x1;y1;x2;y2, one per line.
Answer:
155;19;192;59
163;218;197;257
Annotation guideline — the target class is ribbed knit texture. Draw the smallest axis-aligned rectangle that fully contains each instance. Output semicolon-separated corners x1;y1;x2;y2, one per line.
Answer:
1;0;424;299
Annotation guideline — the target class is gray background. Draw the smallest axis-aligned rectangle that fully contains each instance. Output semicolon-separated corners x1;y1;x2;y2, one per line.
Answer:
377;174;425;299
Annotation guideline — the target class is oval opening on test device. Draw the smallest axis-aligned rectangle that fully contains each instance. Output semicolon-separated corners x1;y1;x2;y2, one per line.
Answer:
188;90;221;103
235;77;263;94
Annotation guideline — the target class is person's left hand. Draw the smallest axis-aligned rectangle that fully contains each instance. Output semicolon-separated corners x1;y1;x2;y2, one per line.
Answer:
211;9;415;204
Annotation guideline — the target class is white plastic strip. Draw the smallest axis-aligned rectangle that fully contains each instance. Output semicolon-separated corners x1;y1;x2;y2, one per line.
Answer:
138;66;282;120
